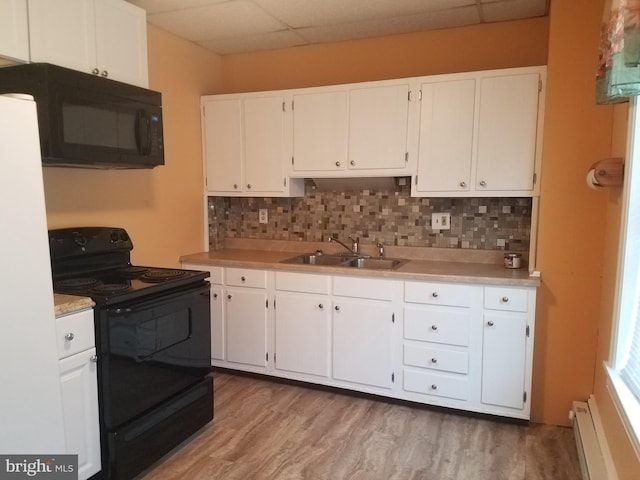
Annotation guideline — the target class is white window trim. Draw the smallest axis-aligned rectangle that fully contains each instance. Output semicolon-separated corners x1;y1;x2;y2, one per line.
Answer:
607;97;640;461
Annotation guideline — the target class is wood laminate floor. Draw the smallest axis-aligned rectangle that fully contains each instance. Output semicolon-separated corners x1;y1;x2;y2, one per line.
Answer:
140;372;582;480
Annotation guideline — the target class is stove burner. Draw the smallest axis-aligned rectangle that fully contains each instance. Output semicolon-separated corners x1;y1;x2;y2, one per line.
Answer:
57;278;100;290
140;269;187;283
119;266;150;278
92;284;132;295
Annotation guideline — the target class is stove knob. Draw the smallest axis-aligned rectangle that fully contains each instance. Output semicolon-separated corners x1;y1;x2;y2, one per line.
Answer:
120;231;129;242
110;232;119;243
73;235;87;246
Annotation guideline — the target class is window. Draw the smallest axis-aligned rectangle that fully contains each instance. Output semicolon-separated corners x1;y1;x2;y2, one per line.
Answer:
608;98;640;458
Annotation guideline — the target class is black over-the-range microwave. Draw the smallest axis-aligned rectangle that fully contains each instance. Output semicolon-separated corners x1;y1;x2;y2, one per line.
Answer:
0;63;164;169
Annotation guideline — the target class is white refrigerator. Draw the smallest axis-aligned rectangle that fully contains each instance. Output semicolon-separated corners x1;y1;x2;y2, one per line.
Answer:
0;94;66;452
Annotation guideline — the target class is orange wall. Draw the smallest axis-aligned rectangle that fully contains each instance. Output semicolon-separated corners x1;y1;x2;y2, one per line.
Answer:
221;17;549;92
43;25;223;267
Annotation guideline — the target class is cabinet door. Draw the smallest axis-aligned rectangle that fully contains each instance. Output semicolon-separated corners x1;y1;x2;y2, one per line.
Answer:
28;0;97;73
203;99;243;193
476;73;540;191
275;293;330;377
0;0;29;62
416;80;475;192
481;312;527;410
225;288;268;367
94;0;148;87
333;299;394;389
348;84;409;171
59;348;101;480
292;90;348;173
211;286;224;362
244;96;287;193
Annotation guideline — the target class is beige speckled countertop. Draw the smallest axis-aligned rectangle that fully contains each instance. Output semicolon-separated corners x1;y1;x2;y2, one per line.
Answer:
180;239;540;287
54;294;94;317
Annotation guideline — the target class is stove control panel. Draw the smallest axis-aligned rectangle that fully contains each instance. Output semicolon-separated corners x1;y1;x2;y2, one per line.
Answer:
49;227;133;258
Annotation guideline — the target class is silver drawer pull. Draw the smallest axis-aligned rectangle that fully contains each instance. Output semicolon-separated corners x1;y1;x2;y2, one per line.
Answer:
318;304;324;309
431;357;438;364
431;325;438;331
459;181;466;187
335;305;340;312
90;355;98;363
213;293;218;299
487;321;495;326
91;68;99;75
227;294;232;300
479;180;487;187
430;384;438;390
350;160;355;166
501;296;509;303
101;70;108;77
65;332;75;341
241;276;246;282
335;161;341;167
432;292;438;298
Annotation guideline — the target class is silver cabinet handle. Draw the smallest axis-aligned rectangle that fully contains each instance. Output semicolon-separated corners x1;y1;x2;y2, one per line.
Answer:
459;181;466;187
487;321;495;326
431;325;438;331
233;183;238;189
430;384;438;390
501;296;509;303
101;70;108;77
65;333;75;341
431;357;438;364
318;303;324;309
241;276;246;282
335;305;340;311
213;293;218;299
432;292;438;298
479;180;487;187
90;355;98;363
247;184;252;189
91;68;99;75
335;161;341;167
350;160;355;166
227;294;232;300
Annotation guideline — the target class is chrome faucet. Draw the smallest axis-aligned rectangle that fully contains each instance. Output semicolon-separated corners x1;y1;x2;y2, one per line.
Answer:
327;236;360;255
376;241;385;259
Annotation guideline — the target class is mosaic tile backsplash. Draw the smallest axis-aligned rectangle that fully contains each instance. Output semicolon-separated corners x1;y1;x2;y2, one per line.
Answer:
208;178;531;252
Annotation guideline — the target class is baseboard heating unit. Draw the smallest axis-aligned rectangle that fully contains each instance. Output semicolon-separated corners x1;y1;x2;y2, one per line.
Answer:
570;396;616;480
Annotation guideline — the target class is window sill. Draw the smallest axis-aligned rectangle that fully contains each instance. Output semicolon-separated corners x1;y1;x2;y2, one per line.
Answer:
605;363;640;461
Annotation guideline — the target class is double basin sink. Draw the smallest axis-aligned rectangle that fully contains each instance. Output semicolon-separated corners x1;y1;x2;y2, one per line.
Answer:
281;253;407;270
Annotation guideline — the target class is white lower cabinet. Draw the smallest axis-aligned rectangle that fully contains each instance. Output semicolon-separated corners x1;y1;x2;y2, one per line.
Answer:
56;308;100;480
182;262;536;420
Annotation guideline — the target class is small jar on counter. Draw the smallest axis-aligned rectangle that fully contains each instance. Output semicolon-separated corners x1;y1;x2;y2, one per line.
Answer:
504;253;522;269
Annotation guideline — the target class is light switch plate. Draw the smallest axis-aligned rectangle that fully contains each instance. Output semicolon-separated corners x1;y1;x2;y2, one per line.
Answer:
432;212;451;230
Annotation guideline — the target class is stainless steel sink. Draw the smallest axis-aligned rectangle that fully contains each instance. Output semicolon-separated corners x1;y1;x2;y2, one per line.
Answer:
281;253;406;270
281;253;350;266
345;257;407;270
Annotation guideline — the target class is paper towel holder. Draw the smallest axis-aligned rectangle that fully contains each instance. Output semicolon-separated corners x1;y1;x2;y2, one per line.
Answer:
587;157;624;188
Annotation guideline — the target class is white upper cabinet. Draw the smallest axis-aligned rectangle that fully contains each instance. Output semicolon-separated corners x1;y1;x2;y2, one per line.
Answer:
412;67;545;197
415;79;476;193
202;94;304;197
475;72;541;192
292;89;349;173
290;81;413;177
28;0;148;87
0;0;29;62
348;83;410;172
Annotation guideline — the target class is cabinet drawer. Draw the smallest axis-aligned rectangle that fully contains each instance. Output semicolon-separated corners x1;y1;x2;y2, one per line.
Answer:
56;309;95;359
226;268;266;288
183;264;223;284
484;287;528;312
333;276;396;300
275;271;330;294
403;344;468;374
404;306;470;346
405;281;473;307
403;369;468;401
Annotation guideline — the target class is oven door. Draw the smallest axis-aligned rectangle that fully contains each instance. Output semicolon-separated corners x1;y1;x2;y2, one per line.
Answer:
97;282;211;429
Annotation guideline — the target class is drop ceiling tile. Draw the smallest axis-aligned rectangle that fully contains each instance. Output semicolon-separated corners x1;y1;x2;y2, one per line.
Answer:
254;0;476;28
297;6;480;44
127;0;226;14
200;29;306;55
148;0;286;41
481;0;546;22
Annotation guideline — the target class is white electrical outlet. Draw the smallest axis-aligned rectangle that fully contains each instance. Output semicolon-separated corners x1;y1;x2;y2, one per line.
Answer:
432;212;451;230
259;209;268;224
